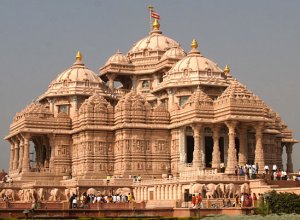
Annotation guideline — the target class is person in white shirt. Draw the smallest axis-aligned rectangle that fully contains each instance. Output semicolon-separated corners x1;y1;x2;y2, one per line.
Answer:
264;165;269;174
272;164;277;172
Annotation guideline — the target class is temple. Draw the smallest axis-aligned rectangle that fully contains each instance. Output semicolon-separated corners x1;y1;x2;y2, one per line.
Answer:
4;18;298;202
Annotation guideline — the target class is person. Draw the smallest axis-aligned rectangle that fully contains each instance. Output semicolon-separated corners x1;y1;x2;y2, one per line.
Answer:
127;193;132;202
197;193;203;208
234;194;239;207
239;166;245;176
277;169;282;180
256;163;259;174
252;193;257;207
264;165;269;174
281;170;287;180
249;166;253;179
235;166;238;176
72;195;77;208
69;193;75;209
240;193;245;207
191;194;196;208
272;164;277;173
247;194;253;207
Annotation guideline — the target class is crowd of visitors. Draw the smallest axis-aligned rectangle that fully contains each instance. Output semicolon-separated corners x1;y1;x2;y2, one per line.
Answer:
69;192;133;209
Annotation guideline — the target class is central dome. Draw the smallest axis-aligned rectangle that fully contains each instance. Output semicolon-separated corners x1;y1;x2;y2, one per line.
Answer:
127;19;181;64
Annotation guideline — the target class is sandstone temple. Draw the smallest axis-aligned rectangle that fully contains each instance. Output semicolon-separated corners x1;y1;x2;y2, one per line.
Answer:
2;18;298;206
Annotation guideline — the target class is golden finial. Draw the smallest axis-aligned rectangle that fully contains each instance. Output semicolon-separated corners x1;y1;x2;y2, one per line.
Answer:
224;65;230;75
153;19;160;30
76;51;82;62
191;39;198;49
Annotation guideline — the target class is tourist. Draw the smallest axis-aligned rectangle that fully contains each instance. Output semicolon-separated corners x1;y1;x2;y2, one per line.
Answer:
264;165;269;174
128;193;132;202
69;193;75;209
191;194;196;208
273;170;277;180
234;194;240;207
196;193;203;208
258;193;264;206
272;164;277;173
240;193;245;207
247;194;253;207
249;166;253;179
277;169;282;180
252;193;257;207
282;170;287;180
239;166;245;176
72;195;77;208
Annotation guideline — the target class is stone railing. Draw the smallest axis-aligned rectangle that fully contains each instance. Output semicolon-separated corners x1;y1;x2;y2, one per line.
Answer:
61;178;134;187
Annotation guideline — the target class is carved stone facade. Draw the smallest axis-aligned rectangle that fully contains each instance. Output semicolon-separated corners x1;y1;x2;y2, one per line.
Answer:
5;19;297;185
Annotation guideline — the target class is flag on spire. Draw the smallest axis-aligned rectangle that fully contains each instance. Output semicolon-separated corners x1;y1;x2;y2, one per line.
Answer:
151;10;160;20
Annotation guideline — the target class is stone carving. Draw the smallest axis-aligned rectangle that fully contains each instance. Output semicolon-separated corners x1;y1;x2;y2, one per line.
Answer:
37;188;46;201
225;183;239;198
191;184;206;197
86;188;98;195
0;189;16;201
205;183;218;198
115;187;132;196
240;183;250;195
216;183;226;198
48;188;60;201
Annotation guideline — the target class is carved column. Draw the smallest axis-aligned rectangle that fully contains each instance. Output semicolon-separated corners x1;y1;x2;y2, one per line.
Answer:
161;185;165;200
169;185;173;200
157;185;161;200
18;140;23;172
177;184;182;200
199;127;205;169
254;123;265;174
239;125;248;166
22;134;30;172
225;121;237;174
13;142;19;171
9;141;14;172
286;143;294;173
179;127;186;163
212;125;220;169
173;184;177;200
165;185;169;200
192;125;201;168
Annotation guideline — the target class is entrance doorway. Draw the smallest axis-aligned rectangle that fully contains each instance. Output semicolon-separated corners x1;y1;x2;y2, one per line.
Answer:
186;136;194;163
205;136;213;167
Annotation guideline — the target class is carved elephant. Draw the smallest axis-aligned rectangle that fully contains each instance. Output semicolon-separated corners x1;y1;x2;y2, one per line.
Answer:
240;183;250;195
86;188;98;195
49;188;60;201
216;183;226;198
205;183;218;198
37;188;46;201
64;187;78;201
115;187;132;196
191;184;206;197
0;189;15;201
225;183;239;198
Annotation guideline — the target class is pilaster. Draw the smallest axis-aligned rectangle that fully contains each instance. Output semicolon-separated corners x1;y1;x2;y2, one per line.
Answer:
254;122;265;174
225;121;238;174
212;125;220;169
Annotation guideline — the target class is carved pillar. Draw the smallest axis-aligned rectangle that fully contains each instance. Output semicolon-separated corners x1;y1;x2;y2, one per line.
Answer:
239;125;248;166
199;127;205;169
22;134;30;172
165;185;169;200
168;185;173;200
157;185;161;200
254;123;265;174
212;125;220;169
192;125;201;168
177;184;182;200
18;141;23;172
173;184;177;200
179;127;186;163
154;186;157;200
9;141;14;172
144;187;148;201
225;121;237;174
161;185;165;200
13;142;19;171
286;143;294;173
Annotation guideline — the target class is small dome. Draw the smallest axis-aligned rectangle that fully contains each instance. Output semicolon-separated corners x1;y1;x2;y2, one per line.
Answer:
161;46;186;60
169;40;222;74
39;51;110;100
105;49;130;65
127;19;180;63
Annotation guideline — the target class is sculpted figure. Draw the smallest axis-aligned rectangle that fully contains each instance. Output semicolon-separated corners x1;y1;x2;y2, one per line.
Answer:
225;183;239;198
37;188;46;201
240;183;250;195
191;183;206;197
115;187;132;196
87;188;97;195
18;189;25;201
216;183;226;198
49;188;60;201
205;183;218;198
0;189;15;201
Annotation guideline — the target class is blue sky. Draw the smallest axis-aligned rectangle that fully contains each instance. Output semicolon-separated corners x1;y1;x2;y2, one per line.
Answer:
0;0;299;171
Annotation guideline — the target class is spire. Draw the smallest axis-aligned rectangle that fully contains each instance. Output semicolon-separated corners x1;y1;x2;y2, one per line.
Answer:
191;39;198;49
73;51;84;66
224;65;230;76
153;19;160;30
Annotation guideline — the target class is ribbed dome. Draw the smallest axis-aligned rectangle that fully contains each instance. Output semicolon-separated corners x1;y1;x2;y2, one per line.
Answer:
169;45;222;74
127;20;180;63
105;49;130;65
161;46;186;60
39;52;110;100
